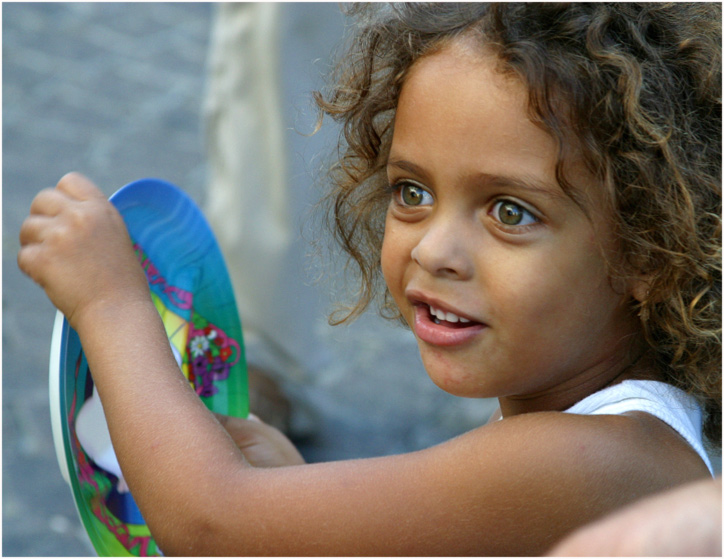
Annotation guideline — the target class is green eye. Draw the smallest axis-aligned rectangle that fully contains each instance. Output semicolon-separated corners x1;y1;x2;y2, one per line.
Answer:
498;202;523;225
400;184;431;206
493;200;537;227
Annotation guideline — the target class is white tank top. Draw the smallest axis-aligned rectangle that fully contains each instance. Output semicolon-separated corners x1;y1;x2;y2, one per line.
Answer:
564;380;714;475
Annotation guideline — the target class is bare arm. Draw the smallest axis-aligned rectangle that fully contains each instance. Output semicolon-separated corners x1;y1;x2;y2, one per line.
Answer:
19;174;711;556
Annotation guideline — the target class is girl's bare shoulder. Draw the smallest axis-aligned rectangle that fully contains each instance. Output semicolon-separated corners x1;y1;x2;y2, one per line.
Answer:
468;409;708;481
433;409;710;551
458;409;709;503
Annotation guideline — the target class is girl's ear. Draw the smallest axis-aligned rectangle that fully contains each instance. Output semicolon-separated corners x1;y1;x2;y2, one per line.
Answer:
630;275;652;303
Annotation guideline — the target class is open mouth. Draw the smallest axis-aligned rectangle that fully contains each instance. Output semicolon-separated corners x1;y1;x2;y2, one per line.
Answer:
427;304;474;328
412;303;486;346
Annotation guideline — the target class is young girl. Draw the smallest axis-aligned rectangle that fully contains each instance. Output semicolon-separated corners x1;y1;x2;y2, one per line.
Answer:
18;3;720;556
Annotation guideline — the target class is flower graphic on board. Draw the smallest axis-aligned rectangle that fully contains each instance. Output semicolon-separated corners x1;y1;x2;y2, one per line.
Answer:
189;335;209;358
186;313;240;398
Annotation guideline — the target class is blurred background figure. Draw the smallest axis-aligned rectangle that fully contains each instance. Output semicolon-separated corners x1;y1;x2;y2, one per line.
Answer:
549;476;722;557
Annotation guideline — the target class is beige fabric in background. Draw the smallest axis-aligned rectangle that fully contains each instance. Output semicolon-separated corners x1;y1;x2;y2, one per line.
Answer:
201;3;496;451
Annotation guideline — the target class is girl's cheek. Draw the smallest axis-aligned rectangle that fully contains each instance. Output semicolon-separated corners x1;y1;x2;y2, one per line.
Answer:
380;246;395;293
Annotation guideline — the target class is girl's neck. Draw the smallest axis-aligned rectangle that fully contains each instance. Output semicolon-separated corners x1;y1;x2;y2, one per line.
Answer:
498;347;657;417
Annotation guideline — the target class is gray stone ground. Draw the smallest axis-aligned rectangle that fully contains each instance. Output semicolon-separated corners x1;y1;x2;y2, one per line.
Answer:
3;4;495;555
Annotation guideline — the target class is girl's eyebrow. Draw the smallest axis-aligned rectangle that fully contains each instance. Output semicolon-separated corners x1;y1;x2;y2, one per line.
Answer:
386;157;432;183
475;172;568;201
387;157;567;201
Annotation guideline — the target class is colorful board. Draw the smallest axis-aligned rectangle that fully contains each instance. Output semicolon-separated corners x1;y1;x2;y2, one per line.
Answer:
49;178;248;556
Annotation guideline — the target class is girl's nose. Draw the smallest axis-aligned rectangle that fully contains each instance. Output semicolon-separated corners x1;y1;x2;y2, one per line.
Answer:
411;218;473;280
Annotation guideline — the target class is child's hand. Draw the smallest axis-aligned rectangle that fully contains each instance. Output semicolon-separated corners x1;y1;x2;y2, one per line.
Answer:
214;413;305;468
18;173;150;331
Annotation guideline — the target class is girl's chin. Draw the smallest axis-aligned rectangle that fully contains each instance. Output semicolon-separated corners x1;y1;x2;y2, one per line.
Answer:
423;361;495;399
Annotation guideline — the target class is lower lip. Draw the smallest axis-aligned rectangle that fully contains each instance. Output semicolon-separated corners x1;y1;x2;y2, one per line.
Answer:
412;305;486;347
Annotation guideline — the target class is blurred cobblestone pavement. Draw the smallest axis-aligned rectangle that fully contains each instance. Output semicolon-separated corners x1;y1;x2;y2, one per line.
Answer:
4;4;496;555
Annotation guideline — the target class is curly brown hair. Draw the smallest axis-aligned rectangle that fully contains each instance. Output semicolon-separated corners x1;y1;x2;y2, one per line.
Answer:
315;3;721;447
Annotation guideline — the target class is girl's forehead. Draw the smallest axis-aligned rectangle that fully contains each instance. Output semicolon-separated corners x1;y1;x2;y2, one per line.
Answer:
413;33;516;81
403;39;547;143
402;43;528;125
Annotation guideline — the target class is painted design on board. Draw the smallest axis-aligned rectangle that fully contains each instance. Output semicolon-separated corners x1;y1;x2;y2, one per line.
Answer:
188;315;241;397
135;243;193;311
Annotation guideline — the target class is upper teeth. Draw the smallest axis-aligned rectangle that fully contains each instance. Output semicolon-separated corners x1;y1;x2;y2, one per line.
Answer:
429;305;470;323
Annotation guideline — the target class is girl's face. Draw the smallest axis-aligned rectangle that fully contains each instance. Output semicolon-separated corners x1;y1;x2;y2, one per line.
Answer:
381;43;641;415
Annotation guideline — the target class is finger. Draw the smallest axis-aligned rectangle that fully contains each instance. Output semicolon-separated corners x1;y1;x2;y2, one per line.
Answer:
29;188;70;217
19;214;53;246
17;243;46;286
56;172;105;201
246;413;263;423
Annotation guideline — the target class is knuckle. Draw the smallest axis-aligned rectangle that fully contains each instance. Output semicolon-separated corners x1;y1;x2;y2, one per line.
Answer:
57;172;103;200
41;216;76;251
17;246;42;281
18;219;32;245
29;188;56;214
57;171;82;189
16;248;29;273
65;200;106;232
